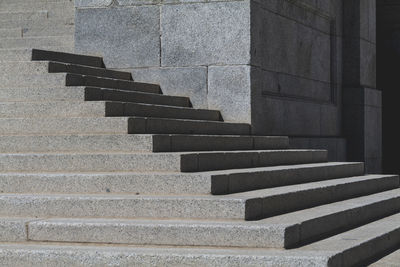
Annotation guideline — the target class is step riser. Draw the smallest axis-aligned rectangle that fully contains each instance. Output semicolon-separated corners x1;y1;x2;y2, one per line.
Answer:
0;150;324;172
212;163;364;195
49;62;132;80
127;117;251;135
31;49;104;68
0;135;288;154
66;74;161;94
25;196;400;248
180;150;328;172
0;36;73;52
245;176;400;220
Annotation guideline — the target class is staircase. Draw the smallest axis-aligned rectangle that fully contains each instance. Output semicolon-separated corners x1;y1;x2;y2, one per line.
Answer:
0;0;399;266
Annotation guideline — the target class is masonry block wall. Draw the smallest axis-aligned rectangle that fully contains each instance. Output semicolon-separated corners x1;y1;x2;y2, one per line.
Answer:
74;0;380;171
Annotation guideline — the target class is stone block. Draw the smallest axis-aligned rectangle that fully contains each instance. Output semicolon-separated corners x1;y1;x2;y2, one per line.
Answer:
208;65;251;123
129;67;208;108
161;1;251;66
75;6;160;68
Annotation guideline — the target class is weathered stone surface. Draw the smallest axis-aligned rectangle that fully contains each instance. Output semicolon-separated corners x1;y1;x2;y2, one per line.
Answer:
75;6;160;68
161;1;251;66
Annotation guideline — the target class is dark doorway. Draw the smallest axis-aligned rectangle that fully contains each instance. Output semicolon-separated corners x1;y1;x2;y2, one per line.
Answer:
377;2;400;174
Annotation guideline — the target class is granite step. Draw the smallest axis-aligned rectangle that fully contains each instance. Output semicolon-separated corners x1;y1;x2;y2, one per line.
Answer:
0;47;76;62
21;25;75;37
0;28;21;38
22;189;400;248
297;212;400;267
0;117;251;135
0;134;289;153
0;175;396;220
31;49;104;68
0;163;362;195
0;36;74;50
0;11;48;22
0;101;221;121
0;61;131;80
0;73;160;94
0;1;73;13
0;87;191;107
0;149;326;172
0;18;74;31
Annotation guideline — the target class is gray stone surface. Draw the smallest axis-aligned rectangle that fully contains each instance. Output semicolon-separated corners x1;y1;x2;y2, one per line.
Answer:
208;65;251;123
75;6;160;68
160;2;250;67
129;67;208;108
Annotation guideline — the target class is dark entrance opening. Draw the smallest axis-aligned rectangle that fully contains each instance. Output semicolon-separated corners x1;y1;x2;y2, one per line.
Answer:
377;2;400;174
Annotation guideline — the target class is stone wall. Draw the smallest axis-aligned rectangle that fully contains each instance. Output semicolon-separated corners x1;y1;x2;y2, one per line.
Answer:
75;0;252;124
249;0;343;136
74;0;380;171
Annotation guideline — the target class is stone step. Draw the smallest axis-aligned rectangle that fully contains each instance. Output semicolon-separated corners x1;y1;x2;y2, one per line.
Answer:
0;117;251;135
32;49;104;68
0;163;362;195
0;11;48;22
0;101;222;121
0;175;396;220
0;242;348;266
0;36;73;50
0;134;288;153
298;212;400;267
0;28;21;38
0;73;160;94
0;61;130;80
0;17;74;30
0;87;191;107
23;189;400;248
0;47;76;62
0;150;326;172
369;248;400;267
48;61;131;80
0;0;72;3
21;25;75;37
0;1;73;13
